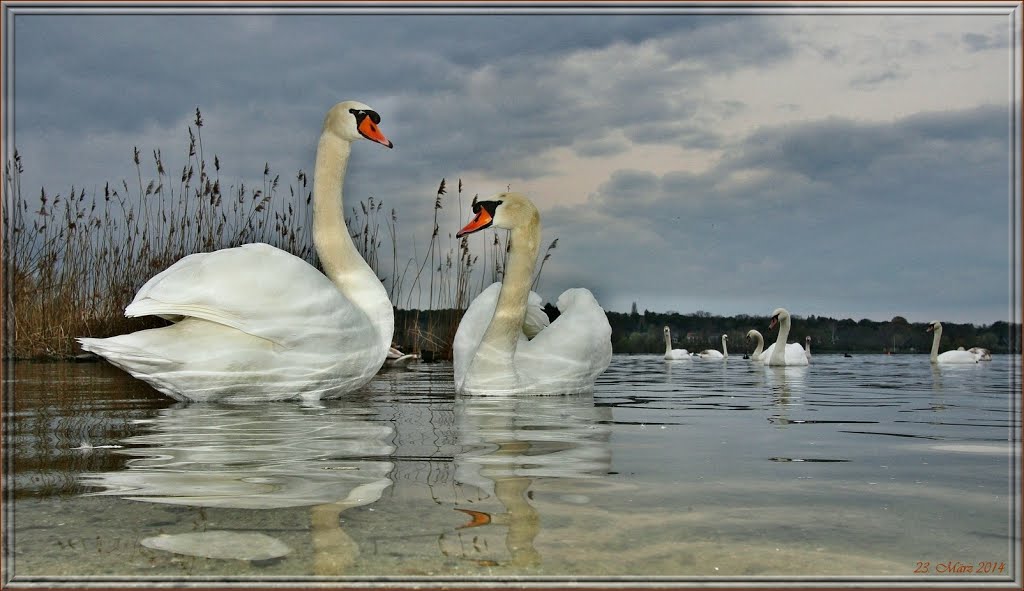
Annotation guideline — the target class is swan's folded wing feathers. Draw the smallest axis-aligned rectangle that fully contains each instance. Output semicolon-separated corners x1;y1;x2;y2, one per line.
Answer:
518;288;612;384
453;283;502;389
522;291;550;339
125;243;367;348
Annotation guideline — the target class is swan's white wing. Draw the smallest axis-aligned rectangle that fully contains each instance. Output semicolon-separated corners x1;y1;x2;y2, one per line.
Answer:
665;349;691;360
937;349;980;363
763;342;809;366
454;283;503;390
523;291;551;339
785;343;809;364
516;288;612;388
126;243;371;349
968;347;992;361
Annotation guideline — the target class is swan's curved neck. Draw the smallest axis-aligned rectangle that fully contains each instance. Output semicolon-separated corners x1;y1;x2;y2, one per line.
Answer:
721;335;728;357
805;339;811;355
312;133;393;351
664;331;673;354
476;216;541;369
771;316;790;363
751;332;764;357
929;325;942;362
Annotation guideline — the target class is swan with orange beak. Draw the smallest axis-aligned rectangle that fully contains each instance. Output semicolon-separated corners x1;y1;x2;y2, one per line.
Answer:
453;192;612;395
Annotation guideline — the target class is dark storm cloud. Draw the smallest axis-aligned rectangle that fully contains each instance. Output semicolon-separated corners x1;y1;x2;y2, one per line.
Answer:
12;10;793;208
729;104;1008;191
13;12;753;131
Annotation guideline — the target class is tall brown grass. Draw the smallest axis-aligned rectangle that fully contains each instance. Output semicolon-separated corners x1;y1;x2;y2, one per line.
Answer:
3;111;556;360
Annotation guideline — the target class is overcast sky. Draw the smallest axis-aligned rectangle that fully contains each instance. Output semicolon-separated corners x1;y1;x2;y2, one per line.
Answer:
7;3;1022;325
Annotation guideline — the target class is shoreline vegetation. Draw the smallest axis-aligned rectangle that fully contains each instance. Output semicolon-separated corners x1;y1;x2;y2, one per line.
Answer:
3;110;1020;361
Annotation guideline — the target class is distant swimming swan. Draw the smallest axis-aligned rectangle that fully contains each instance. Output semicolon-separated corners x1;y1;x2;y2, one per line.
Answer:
697;335;728;360
663;326;691;360
926;321;979;364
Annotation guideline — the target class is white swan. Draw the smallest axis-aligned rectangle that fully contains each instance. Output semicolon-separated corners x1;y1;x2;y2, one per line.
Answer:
926;321;979;364
78;101;396;402
804;336;812;361
663;326;691;360
452;192;612;395
696;334;728;360
765;308;809;366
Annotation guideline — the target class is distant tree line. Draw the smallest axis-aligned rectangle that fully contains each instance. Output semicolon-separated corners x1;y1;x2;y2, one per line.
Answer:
392;306;1021;359
607;308;1021;356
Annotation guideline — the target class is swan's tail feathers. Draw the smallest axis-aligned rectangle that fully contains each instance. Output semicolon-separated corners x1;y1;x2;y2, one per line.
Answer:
78;336;190;400
77;336;174;373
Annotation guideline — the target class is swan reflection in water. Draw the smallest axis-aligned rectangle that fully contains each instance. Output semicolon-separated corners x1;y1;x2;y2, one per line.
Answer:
765;365;807;426
443;394;612;568
81;402;395;574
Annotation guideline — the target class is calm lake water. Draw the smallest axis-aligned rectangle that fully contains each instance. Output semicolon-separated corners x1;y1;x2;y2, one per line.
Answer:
3;353;1020;585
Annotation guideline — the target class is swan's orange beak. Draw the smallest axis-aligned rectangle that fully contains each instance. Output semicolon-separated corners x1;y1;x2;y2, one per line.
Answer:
769;316;778;330
454;508;492;529
926;324;935;333
358;116;393;148
457;208;493;237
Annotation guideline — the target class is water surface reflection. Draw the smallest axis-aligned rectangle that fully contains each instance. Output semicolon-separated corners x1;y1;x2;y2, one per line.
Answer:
443;395;612;568
80;402;395;574
5;355;1017;580
81;403;394;509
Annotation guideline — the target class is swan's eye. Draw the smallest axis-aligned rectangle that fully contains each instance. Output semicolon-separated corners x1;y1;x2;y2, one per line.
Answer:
471;200;501;216
348;108;381;125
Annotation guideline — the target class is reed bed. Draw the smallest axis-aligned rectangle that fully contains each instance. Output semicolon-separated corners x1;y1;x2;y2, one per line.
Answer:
3;110;554;360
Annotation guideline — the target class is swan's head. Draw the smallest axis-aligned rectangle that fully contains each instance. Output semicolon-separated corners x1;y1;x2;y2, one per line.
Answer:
663;326;671;336
323;101;393;148
805;336;811;343
723;334;729;341
745;329;759;341
768;308;789;330
926;321;941;333
457;192;539;237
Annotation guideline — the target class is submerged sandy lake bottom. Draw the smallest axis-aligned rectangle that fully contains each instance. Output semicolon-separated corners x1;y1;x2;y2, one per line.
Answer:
4;354;1020;585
